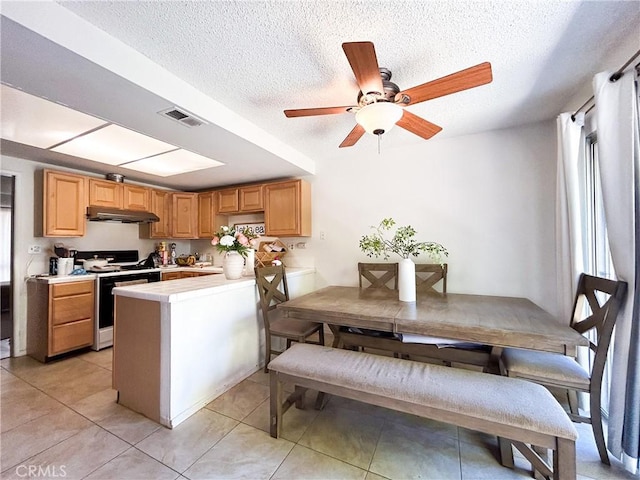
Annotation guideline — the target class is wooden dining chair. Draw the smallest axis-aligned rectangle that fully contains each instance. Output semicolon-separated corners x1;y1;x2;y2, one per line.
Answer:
255;265;324;373
415;263;448;295
500;273;627;465
358;262;399;290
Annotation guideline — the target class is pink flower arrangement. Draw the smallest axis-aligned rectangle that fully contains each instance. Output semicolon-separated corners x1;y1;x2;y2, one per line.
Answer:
211;225;259;257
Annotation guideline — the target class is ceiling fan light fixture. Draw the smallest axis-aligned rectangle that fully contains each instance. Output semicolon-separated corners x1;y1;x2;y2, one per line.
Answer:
355;102;403;136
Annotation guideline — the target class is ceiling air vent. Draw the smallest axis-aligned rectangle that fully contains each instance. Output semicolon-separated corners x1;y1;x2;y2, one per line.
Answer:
159;107;207;128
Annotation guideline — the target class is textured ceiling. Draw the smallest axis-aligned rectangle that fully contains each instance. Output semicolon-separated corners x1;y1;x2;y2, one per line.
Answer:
1;1;639;189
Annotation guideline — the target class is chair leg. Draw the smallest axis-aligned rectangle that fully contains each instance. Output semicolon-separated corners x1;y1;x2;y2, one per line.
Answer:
567;389;579;415
264;333;272;373
318;327;325;346
590;391;610;465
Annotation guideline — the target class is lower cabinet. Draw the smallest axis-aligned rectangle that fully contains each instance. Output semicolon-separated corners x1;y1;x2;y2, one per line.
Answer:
161;270;218;281
27;279;95;362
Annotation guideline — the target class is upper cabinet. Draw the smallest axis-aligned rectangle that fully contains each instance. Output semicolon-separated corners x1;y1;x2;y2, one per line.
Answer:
123;185;150;211
140;189;172;239
264;179;311;237
197;192;227;238
89;179;149;211
171;193;198;239
216;185;264;214
89;179;123;208
43;170;87;237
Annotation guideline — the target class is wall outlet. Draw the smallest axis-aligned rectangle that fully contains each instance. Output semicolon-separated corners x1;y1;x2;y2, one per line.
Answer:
320;231;326;240
28;245;42;254
296;242;306;249
287;243;295;250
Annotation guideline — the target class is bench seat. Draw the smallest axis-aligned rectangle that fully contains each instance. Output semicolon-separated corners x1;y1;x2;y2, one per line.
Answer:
269;343;577;480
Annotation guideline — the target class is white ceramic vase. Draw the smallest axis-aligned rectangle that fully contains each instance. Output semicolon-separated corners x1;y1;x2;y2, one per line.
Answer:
398;258;416;302
223;251;245;280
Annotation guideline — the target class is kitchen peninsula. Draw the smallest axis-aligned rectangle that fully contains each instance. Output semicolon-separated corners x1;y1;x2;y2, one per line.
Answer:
111;267;315;428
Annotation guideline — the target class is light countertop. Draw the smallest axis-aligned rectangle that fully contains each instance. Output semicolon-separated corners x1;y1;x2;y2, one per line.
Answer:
113;267;315;303
27;274;97;284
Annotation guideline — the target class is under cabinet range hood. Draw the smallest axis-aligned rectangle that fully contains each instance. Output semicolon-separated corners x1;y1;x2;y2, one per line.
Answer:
86;206;159;223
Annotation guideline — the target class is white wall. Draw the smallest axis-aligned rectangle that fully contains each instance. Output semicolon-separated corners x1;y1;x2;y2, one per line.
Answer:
308;120;558;316
0;155;191;356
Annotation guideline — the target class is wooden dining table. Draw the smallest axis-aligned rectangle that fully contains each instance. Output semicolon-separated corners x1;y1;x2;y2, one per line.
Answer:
277;286;589;355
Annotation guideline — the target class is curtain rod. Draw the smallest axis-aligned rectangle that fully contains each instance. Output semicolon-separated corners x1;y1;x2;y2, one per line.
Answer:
571;48;640;121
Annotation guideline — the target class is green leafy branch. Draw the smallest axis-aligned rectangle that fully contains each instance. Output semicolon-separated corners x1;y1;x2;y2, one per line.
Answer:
359;218;448;262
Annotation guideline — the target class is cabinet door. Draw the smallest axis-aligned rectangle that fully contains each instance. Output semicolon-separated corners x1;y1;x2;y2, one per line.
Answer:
123;185;150;211
162;271;182;281
142;189;172;239
264;179;311;237
217;188;239;213
172;193;198;238
198;192;228;238
89;179;123;208
44;170;87;237
239;185;264;212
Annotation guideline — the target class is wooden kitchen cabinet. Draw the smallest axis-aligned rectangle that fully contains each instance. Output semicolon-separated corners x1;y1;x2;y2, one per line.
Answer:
197;191;228;238
123;184;150;211
161;271;182;281
216;184;264;214
140;189;172;239
27;279;95;362
171;193;198;238
162;270;218;280
89;178;123;208
216;187;239;214
264;179;311;237
43;169;87;237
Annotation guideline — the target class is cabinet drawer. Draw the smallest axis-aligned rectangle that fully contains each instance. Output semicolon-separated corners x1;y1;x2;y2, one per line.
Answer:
51;318;93;355
52;281;94;298
52;293;94;325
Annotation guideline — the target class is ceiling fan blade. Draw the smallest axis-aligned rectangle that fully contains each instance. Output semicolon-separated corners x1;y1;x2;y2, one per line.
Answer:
398;62;492;106
396;110;442;140
339;124;365;148
342;42;384;96
284;106;354;118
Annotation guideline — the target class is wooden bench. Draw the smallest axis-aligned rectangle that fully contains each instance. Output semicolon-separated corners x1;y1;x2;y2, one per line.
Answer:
269;344;578;480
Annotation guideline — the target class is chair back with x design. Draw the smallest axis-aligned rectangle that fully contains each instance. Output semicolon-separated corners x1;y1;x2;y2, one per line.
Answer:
358;262;398;290
415;263;448;295
255;265;289;329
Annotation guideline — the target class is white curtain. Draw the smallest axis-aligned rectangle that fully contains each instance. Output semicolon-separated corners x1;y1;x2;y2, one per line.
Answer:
593;69;639;473
555;112;586;323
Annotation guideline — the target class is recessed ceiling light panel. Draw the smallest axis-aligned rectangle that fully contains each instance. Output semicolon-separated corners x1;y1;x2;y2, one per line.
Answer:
0;84;107;148
52;124;175;165
123;149;224;177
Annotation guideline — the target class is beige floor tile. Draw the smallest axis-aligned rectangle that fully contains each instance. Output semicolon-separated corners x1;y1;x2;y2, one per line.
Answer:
68;388;119;422
298;403;384;469
205;378;270;421
0;404;92;472
245;368;270;386
243;396;319;443
369;420;461;480
573;424;637;480
97;406;161;444
1;385;62;433
272;444;367;480
84;446;179;480
1;424;129;480
3;356;106;389
39;368;112;404
459;439;532;479
365;472;391;480
184;423;294;479
77;348;113;370
136;408;238;473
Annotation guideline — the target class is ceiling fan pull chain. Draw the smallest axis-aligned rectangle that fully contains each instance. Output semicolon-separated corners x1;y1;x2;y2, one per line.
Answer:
377;133;381;154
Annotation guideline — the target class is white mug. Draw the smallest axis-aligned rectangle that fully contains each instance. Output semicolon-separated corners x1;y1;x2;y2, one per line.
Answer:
57;258;73;276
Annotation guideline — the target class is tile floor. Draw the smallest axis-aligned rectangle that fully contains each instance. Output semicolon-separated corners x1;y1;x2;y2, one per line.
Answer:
1;348;637;480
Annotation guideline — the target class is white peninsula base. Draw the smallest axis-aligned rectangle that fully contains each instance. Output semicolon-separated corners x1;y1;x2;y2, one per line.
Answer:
112;268;315;428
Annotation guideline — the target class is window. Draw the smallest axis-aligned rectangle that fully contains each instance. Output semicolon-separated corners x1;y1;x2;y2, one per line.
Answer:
583;131;615;415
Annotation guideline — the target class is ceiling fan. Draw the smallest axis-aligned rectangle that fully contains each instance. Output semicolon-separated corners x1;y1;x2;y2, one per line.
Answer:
284;41;493;148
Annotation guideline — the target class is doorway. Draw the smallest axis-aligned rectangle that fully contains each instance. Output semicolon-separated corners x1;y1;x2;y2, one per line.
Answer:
1;175;15;359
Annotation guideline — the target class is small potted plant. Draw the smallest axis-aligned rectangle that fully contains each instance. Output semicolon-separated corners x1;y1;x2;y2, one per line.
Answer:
211;226;259;279
359;218;448;301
